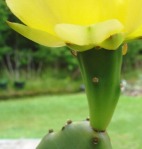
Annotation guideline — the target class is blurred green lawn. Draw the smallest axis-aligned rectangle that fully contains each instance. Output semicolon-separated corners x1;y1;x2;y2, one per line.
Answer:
0;93;142;149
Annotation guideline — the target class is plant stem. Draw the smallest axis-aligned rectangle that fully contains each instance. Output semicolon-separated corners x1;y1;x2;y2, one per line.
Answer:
77;47;122;131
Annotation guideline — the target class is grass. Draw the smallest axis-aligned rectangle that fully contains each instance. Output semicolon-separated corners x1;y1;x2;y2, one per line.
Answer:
0;94;142;149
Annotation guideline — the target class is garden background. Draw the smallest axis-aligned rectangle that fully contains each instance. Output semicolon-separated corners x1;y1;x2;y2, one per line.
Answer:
0;1;142;149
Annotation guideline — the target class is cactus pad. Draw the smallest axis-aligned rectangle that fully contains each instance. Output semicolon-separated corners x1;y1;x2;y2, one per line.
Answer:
36;121;112;149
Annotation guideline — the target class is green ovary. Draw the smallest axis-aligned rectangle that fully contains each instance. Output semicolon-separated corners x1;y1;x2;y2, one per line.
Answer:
77;47;122;131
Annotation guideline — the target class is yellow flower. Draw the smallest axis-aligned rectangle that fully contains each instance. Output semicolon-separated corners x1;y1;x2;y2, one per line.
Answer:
6;0;142;51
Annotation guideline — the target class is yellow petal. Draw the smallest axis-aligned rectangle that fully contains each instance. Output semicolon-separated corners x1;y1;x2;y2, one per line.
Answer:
90;20;124;44
126;25;142;40
99;34;124;50
55;24;89;45
40;0;124;25
66;34;124;51
67;44;94;52
119;0;142;34
6;0;57;34
55;20;124;46
7;22;65;47
6;0;142;36
6;0;142;48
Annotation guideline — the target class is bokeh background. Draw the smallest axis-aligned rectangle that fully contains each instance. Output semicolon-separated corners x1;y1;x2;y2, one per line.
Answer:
0;1;142;149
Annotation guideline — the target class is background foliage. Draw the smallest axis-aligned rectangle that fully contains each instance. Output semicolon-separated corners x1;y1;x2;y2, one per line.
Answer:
0;0;142;98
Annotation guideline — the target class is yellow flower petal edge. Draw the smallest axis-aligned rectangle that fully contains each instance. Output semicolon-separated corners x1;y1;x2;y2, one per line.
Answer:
67;33;124;51
5;0;57;35
55;24;89;46
6;0;142;51
6;0;142;34
100;33;124;50
90;20;124;44
7;22;65;47
55;20;124;50
126;25;142;40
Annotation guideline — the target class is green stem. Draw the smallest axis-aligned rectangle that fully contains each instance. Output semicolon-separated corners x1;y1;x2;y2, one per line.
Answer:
77;48;122;131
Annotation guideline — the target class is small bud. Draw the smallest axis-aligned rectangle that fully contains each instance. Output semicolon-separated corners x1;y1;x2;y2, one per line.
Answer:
92;77;99;83
95;46;101;50
48;129;54;133
67;120;72;125
61;126;65;131
122;43;128;55
71;50;77;57
92;137;99;145
86;117;90;121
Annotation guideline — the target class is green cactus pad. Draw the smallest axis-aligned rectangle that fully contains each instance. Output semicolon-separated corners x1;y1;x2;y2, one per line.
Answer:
36;121;112;149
